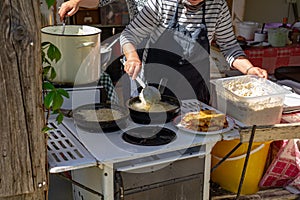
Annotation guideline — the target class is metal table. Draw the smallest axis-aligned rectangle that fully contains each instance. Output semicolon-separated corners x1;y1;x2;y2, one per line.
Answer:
47;99;300;199
47;100;239;200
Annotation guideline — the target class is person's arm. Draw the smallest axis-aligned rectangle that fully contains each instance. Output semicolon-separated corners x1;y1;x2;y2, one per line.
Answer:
120;0;162;79
213;1;268;78
58;0;99;21
232;56;268;78
122;43;142;79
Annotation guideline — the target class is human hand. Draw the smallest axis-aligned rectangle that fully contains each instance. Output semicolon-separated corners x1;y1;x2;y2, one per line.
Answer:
58;0;81;22
124;58;142;80
246;66;268;79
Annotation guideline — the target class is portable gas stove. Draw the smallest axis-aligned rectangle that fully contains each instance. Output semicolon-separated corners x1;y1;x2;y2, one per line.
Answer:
48;100;239;200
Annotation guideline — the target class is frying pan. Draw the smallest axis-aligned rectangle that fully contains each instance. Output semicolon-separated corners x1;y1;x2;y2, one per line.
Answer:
274;66;300;83
62;103;129;132
126;95;181;124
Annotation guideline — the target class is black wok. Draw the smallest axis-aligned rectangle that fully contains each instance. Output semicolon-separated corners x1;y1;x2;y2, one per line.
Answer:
62;103;129;132
126;95;181;124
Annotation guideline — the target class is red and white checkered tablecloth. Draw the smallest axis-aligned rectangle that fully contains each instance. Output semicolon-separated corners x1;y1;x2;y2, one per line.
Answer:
259;112;300;191
259;139;300;191
244;44;300;74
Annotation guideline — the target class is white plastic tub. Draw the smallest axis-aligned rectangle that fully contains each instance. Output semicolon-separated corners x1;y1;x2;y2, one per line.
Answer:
211;75;291;125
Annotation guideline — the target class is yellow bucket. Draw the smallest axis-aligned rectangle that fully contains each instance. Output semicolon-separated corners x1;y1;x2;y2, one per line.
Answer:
211;140;271;195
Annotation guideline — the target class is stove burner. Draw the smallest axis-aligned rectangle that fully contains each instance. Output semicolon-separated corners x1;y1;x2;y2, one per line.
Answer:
122;126;176;146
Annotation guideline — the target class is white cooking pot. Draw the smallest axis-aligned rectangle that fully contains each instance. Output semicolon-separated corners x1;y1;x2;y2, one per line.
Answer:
41;25;101;85
268;28;289;47
236;21;260;41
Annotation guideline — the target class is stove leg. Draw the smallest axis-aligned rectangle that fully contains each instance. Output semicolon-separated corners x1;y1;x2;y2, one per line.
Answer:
100;164;114;200
204;143;215;200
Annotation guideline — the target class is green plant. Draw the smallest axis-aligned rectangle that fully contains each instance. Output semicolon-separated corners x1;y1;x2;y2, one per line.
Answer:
42;42;69;132
45;0;56;9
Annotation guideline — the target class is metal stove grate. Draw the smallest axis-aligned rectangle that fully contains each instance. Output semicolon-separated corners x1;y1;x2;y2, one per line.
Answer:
47;121;97;173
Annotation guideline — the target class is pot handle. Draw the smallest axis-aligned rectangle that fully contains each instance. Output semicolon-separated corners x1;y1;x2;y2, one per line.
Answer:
158;78;168;94
77;41;95;48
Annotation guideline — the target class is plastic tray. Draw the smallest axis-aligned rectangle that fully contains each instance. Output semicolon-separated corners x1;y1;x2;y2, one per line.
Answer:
211;75;291;125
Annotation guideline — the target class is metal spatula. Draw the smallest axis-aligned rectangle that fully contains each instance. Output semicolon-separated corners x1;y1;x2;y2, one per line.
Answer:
61;17;66;35
135;76;161;104
120;58;161;104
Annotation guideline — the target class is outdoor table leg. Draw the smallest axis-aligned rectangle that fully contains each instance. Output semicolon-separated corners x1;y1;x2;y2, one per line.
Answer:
210;142;243;173
235;125;256;199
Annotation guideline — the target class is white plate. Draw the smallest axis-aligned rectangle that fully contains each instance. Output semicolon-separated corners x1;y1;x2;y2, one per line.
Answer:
173;113;235;135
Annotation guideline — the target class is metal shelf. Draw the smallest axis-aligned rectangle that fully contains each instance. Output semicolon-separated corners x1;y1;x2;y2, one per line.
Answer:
47;121;97;173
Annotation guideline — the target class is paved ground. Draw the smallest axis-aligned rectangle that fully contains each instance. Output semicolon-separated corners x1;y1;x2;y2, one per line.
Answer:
210;182;300;200
48;175;300;200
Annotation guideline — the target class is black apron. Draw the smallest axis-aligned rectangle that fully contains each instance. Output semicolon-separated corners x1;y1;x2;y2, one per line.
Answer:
143;1;210;104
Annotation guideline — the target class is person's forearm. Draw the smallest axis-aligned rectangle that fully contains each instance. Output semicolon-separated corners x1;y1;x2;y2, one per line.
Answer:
77;0;99;8
232;56;254;74
232;56;268;78
122;43;142;79
59;0;99;21
123;43;140;61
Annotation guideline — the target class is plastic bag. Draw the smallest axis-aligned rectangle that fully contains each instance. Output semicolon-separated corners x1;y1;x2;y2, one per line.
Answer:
259;139;300;193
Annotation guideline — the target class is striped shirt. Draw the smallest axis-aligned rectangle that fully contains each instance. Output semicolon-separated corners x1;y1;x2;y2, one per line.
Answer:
100;0;148;20
120;0;245;66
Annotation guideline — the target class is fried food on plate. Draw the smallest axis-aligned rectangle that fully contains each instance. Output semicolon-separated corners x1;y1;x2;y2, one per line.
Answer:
180;110;228;132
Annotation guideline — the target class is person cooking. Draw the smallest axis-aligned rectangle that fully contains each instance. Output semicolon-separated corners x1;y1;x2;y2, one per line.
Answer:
58;0;148;22
58;0;151;103
58;0;100;21
120;0;268;104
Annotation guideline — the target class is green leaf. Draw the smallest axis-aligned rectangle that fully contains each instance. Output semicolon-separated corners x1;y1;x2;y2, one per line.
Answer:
42;41;65;126
43;82;55;90
42;66;51;77
52;93;64;110
44;91;55;109
56;113;64;124
57;89;70;98
47;43;61;63
42;126;53;133
45;0;56;9
49;67;57;80
52;109;60;114
41;41;50;48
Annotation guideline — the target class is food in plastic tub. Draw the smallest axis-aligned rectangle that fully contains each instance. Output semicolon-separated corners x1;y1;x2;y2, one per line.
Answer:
211;75;291;125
